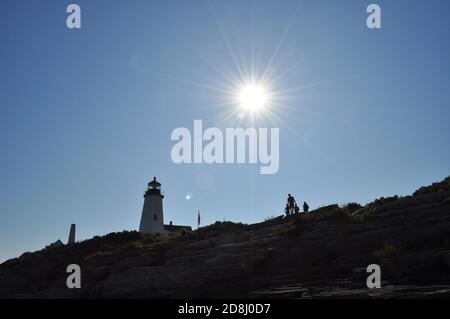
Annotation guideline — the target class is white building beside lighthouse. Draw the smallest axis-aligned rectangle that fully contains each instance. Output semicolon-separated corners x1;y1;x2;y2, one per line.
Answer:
139;177;165;234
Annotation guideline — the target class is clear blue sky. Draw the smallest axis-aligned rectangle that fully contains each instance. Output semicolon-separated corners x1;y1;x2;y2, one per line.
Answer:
1;0;449;263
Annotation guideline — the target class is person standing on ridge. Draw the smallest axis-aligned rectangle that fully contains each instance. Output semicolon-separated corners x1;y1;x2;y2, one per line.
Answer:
303;201;309;214
287;194;297;214
284;203;291;216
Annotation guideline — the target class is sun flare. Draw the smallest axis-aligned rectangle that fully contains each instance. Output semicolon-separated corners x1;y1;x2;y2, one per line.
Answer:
238;83;269;113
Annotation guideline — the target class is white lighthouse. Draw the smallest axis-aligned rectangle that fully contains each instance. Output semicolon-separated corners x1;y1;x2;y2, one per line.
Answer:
139;177;165;234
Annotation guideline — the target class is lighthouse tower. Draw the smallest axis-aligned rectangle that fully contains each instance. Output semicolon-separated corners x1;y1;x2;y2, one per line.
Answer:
139;177;165;234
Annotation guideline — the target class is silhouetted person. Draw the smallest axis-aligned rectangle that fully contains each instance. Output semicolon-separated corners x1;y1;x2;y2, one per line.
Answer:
303;201;309;214
284;203;290;216
294;204;300;214
287;194;296;210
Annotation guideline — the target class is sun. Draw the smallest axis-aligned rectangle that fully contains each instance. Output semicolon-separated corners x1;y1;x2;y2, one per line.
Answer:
238;83;269;113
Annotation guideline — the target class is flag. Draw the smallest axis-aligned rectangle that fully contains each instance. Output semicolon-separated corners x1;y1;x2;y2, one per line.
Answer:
197;209;201;228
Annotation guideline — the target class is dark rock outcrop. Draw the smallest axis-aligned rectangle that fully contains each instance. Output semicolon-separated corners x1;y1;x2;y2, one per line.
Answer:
1;177;450;299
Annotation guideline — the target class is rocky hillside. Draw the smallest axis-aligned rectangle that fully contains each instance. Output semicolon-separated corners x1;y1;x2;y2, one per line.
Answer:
1;177;450;298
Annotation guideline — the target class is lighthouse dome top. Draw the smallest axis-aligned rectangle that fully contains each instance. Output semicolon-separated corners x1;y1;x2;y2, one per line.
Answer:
148;177;161;188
